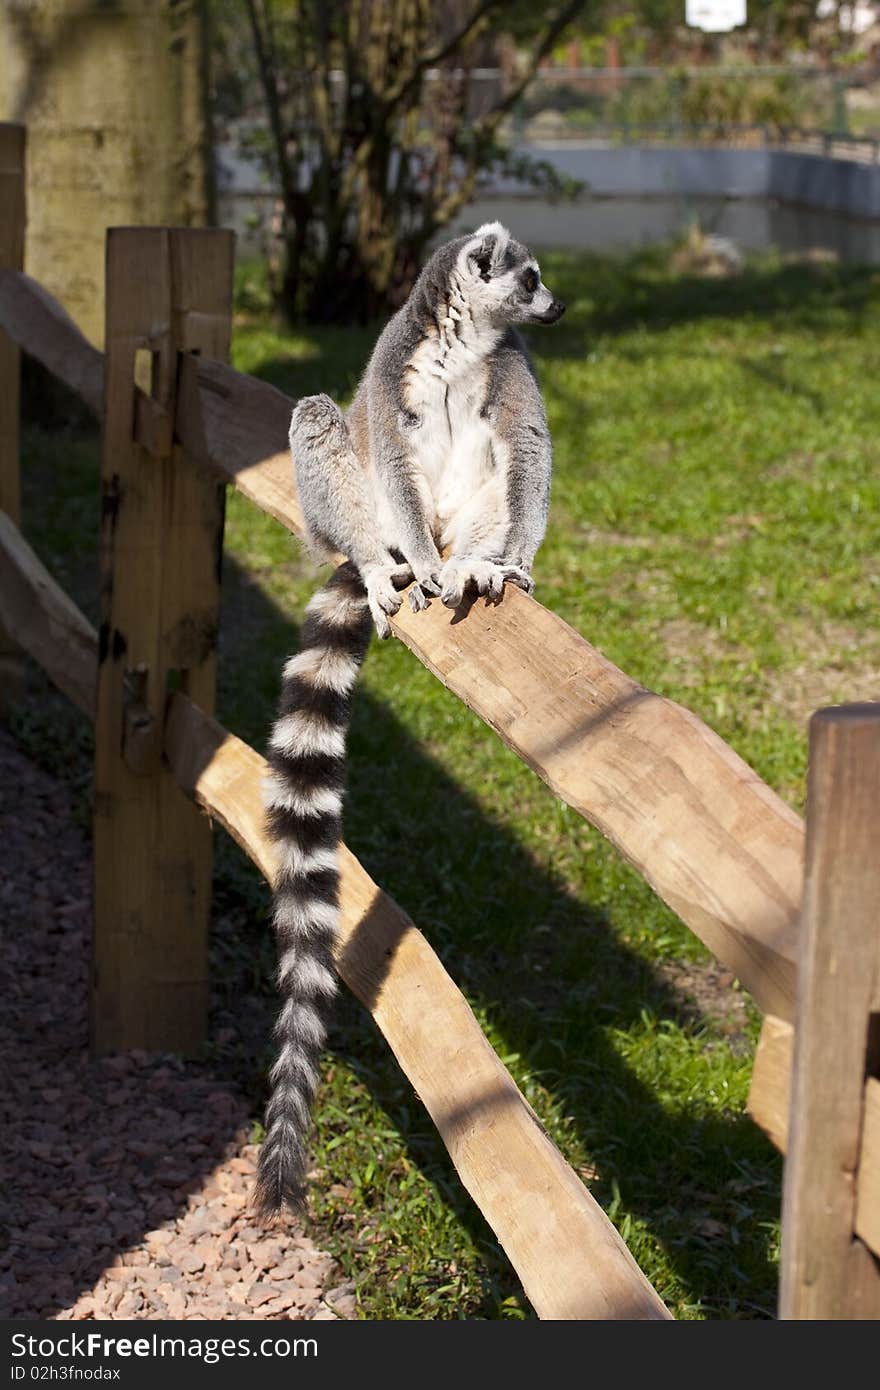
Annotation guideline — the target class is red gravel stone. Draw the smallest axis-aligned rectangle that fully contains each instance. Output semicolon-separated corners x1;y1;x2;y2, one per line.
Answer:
1;729;352;1322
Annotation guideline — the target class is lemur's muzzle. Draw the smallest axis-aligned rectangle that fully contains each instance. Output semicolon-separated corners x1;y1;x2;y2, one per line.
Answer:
534;298;566;325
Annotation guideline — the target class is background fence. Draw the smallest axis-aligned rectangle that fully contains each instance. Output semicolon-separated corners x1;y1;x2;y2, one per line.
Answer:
511;65;859;140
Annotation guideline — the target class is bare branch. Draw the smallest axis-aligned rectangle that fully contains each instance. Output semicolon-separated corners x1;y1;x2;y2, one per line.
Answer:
382;0;505;111
475;0;594;130
419;0;593;240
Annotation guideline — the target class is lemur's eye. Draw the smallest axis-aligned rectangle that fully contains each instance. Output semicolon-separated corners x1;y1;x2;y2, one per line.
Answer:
523;268;538;295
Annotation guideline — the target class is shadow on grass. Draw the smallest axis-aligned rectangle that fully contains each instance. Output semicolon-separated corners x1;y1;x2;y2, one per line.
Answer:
212;544;782;1320
12;341;785;1319
173;254;876;1313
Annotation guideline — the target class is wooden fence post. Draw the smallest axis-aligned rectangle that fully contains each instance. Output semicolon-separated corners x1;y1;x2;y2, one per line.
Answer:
0;124;26;716
780;703;880;1319
92;226;234;1054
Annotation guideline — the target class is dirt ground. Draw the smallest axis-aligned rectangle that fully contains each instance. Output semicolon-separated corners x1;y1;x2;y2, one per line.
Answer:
0;727;355;1322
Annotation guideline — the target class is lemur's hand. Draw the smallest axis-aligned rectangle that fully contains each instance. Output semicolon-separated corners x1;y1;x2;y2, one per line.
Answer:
439;559;533;609
408;570;442;613
494;563;534;596
362;562;412;638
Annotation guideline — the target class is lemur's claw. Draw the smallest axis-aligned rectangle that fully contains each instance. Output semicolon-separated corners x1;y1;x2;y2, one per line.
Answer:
439;560;533;609
487;571;505;603
501;566;534;595
408;584;431;613
364;562;405;637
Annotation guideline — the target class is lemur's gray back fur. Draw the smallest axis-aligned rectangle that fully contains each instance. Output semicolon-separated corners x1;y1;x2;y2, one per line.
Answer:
257;223;564;1215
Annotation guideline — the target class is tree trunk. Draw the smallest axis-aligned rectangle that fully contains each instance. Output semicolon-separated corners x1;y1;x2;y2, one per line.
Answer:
0;0;212;347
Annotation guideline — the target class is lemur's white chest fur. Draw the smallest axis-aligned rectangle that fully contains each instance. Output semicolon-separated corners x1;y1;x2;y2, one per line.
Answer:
391;271;506;549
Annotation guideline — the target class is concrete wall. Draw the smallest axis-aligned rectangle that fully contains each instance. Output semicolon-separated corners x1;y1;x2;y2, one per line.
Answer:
768;150;880;219
220;139;880;261
445;193;880;263
500;145;880;220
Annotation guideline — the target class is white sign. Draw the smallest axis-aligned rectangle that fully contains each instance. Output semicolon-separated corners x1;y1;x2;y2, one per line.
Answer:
686;0;747;31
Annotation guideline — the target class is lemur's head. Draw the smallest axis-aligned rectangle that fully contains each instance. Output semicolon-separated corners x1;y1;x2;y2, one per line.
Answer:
457;222;565;326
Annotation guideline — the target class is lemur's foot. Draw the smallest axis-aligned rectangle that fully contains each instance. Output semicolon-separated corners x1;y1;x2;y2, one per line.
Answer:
362;563;406;639
407;571;441;613
493;563;534;596
439;560;533;609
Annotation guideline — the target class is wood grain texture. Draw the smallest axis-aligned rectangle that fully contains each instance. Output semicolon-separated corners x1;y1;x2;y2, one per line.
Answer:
9;260;880;1316
0;512;670;1320
163;692;671;1321
747;1013;794;1154
0;509;96;718
0;270;806;1018
749;1015;880;1260
176;354;307;536
91;227;232;1055
0;269;103;415
172;352;806;1021
856;1080;880;1261
391;587;804;1020
780;705;880;1319
0;125;26;714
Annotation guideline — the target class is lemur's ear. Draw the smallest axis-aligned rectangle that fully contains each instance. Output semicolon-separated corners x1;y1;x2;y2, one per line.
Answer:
469;234;497;281
467;222;509;281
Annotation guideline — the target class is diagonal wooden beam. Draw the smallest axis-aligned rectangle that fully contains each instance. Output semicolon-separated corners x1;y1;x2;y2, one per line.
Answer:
0;508;671;1320
0;268;805;1021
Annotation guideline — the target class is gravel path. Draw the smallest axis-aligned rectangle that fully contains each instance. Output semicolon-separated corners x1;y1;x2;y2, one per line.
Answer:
0;727;354;1322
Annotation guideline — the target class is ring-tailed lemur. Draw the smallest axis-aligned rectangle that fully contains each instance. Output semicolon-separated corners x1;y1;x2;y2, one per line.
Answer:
255;222;565;1215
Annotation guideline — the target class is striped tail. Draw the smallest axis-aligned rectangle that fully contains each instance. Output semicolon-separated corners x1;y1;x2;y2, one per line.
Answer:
255;561;373;1215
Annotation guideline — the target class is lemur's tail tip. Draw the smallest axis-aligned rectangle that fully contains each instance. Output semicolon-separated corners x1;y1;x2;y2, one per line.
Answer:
252;1171;307;1223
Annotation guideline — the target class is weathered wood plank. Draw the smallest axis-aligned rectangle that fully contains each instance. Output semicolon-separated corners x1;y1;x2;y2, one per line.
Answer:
92;227;232;1055
748;1013;794;1153
856;1080;880;1262
0;509;96;718
176;352;805;1020
0;269;103;416
748;1015;880;1261
154;227;234;1046
0;509;670;1320
0;125;26;715
391;588;804;1021
780;704;880;1319
0;269;805;1020
176;354;307;535
94;227;176;1052
163;691;670;1320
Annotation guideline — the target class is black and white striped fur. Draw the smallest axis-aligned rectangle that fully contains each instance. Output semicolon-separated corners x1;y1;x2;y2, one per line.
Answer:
256;225;564;1215
255;562;372;1215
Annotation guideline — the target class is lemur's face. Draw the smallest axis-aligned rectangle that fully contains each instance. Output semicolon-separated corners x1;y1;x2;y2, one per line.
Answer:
459;223;566;327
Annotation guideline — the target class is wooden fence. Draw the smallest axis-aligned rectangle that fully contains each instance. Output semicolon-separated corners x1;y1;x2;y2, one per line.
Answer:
0;122;877;1319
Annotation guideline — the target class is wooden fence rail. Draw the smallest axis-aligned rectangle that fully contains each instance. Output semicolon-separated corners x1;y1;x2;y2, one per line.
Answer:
1;154;877;1315
0;508;669;1321
0;265;805;1022
780;706;880;1318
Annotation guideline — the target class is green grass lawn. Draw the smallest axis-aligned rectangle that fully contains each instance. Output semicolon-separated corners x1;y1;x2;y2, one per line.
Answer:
15;246;880;1320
